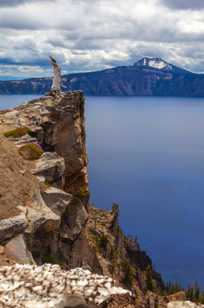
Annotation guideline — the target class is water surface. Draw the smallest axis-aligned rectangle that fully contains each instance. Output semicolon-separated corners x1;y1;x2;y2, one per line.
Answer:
1;95;204;287
0;95;40;109
86;96;204;288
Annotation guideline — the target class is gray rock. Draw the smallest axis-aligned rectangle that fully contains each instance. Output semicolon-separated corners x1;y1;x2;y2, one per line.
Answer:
0;212;27;243
32;152;65;188
4;234;35;264
60;197;88;241
42;186;73;216
63;295;91;308
26;189;60;234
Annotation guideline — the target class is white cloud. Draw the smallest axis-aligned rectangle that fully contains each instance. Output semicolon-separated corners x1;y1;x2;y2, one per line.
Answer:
0;0;204;78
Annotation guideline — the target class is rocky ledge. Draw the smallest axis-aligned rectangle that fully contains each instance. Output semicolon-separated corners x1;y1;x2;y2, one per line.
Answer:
0;91;199;307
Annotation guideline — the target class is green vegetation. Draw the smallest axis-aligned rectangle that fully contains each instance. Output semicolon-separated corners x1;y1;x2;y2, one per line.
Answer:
90;229;109;254
165;281;183;295
75;186;90;199
4;126;36;138
146;265;154;291
121;260;135;288
18;143;43;160
165;281;204;304
95;232;109;251
112;203;119;213
41;254;64;266
186;283;204;304
40;180;52;193
109;248;120;272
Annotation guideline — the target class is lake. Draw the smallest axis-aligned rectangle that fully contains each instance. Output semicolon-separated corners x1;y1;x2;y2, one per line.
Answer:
1;95;204;287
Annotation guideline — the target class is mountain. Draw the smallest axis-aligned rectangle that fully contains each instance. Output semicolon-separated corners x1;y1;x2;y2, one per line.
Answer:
1;57;204;96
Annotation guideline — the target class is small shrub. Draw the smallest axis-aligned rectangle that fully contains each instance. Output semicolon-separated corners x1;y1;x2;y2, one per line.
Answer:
186;283;201;302
96;232;109;251
91;229;109;253
146;265;154;291
41;254;64;266
165;281;183;295
4;126;35;138
75;186;90;199
121;260;135;288
112;203;120;213
18;143;43;160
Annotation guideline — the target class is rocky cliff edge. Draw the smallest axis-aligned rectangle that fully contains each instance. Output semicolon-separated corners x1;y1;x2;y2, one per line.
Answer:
0;91;185;307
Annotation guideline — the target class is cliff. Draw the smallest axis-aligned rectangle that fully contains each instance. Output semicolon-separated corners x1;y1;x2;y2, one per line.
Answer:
0;91;181;307
1;58;204;97
0;91;91;268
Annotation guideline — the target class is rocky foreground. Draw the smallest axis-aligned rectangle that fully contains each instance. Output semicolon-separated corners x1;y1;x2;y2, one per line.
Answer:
0;264;131;307
0;263;203;308
0;91;202;307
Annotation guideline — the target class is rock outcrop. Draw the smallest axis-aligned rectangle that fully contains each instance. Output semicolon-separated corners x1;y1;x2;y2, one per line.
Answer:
0;91;88;195
0;138;59;245
0;91;184;307
85;206;163;292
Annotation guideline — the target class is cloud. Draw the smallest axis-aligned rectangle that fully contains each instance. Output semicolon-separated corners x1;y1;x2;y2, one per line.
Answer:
0;0;27;6
160;0;204;10
1;0;204;78
0;0;53;7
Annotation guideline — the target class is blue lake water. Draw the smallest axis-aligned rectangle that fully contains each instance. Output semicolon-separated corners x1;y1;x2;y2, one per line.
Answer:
1;95;204;287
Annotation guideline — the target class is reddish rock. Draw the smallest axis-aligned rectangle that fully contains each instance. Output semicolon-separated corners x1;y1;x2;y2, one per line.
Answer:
167;292;186;302
100;294;136;308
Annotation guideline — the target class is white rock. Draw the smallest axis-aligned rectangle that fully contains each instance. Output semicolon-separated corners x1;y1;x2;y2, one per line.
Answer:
168;301;204;308
0;264;131;307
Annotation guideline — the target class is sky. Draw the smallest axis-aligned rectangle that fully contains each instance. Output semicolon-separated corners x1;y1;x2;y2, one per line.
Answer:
1;0;204;79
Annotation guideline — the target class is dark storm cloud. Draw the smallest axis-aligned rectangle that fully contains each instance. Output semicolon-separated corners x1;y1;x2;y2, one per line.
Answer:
0;0;53;7
0;0;25;6
0;15;46;30
160;0;204;10
0;56;49;67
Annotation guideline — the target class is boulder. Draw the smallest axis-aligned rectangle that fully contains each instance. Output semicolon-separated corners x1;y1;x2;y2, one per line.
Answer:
60;197;88;241
168;301;203;308
42;186;73;216
26;189;60;234
0;211;27;243
98;293;136;308
32;152;65;188
167;292;186;302
63;295;96;308
4;234;35;264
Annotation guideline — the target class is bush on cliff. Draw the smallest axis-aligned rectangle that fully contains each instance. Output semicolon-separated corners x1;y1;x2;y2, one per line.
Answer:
75;186;90;199
121;260;135;288
18;143;43;160
3;126;36;138
145;265;154;291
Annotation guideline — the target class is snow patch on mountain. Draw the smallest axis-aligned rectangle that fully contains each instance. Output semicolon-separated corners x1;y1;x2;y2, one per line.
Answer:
135;57;173;71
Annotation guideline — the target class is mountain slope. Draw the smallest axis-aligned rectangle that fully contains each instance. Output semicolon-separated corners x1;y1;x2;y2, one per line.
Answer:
1;57;204;96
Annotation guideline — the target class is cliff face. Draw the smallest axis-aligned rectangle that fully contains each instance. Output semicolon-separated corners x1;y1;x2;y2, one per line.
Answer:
0;91;92;268
0;91;164;306
0;91;88;196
